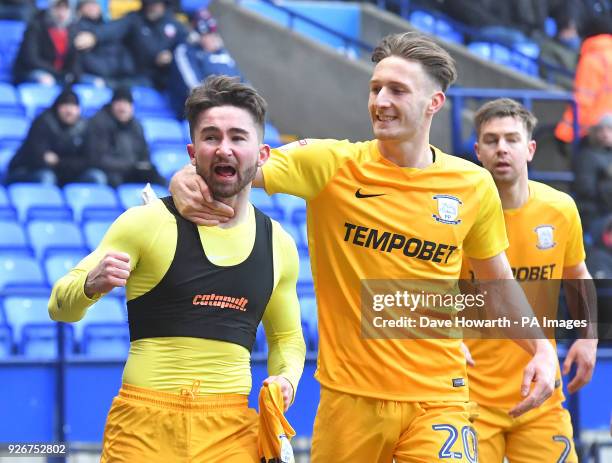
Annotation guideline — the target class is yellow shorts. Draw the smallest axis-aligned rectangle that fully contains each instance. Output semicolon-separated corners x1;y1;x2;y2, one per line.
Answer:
311;387;477;463
100;382;259;463
474;403;577;463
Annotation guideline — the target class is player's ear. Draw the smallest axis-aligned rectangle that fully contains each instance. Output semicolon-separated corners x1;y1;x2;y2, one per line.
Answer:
257;144;270;167
427;90;446;116
527;140;536;162
474;142;481;162
187;143;196;165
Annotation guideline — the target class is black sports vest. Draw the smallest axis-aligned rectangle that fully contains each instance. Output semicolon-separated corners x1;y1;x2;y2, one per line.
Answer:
127;196;274;352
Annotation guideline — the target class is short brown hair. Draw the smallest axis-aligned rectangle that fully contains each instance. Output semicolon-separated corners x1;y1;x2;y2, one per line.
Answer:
371;32;457;91
474;98;538;140
185;75;267;141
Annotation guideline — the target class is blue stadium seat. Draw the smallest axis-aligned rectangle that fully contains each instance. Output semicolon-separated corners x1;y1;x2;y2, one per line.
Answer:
17;83;61;118
73;84;112;117
253;323;267;354
82;219;112;250
8;183;71;222
0;324;13;358
274;193;305;222
435;18;463;44
27;220;87;259
292;209;308;249
0;220;32;257
409;10;435;33
132;86;173;117
151;148;188;182
0;186;17;220
0;20;25;83
44;251;87;286
0;115;29;145
82;322;129;358
116;183;168;209
141;117;184;145
21;323;74;358
0;145;18;183
0;256;47;294
299;294;317;350
73;296;125;344
0;83;24;116
264;122;281;147
63;183;121;222
3;296;54;348
468;42;492;60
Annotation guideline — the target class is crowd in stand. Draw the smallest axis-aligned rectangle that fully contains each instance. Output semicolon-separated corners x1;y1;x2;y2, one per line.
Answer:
0;0;243;189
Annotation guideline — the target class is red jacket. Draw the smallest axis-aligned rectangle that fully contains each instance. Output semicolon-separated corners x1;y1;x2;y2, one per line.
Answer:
555;34;612;143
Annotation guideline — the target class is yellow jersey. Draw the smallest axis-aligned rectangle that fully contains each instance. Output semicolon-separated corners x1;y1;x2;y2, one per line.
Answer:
49;199;306;396
263;139;508;401
464;180;585;408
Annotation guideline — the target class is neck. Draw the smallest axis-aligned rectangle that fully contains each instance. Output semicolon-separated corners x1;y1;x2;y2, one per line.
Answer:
377;137;433;168
497;175;530;210
216;186;251;228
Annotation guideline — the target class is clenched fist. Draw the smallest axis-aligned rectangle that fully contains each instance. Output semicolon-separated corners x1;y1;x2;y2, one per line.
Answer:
84;251;131;298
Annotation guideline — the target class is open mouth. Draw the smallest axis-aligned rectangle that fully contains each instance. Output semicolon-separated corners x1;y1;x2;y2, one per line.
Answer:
214;165;237;178
376;114;396;122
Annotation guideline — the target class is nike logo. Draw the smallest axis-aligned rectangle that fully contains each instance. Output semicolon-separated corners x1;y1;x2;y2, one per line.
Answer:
355;188;386;199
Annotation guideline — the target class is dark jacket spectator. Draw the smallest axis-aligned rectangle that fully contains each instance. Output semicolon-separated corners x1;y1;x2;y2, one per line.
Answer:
72;0;136;87
13;0;79;85
96;0;188;88
168;9;241;118
586;215;612;279
7;88;102;185
83;87;165;187
574;113;612;228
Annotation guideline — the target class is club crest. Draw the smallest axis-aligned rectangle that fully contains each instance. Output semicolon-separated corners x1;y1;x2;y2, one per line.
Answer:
535;225;556;249
432;194;462;225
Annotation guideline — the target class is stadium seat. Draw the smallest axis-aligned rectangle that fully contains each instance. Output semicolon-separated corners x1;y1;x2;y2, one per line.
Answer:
17;83;61;118
0;20;25;83
22;323;74;358
292;209;308;250
27;220;87;259
0;83;24;116
274;193;305;222
0;324;13;358
299;294;318;350
141;117;184;145
253;324;267;354
116;183;168;209
0;256;47;294
3;296;54;345
0;186;17;220
0;220;32;257
73;84;112;117
132;86;174;118
264;122;281;147
63;183;121;222
82;322;129;358
44;251;87;286
409;10;435;33
435;18;463;44
0;115;29;145
0;145;18;184
82;219;113;250
8;183;71;222
72;296;125;344
151;148;188;182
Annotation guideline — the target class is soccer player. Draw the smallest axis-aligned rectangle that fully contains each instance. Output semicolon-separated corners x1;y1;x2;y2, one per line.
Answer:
168;33;558;462
48;76;305;462
463;98;597;462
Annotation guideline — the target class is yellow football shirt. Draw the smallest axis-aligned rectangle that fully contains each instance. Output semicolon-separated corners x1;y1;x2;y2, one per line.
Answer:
49;199;305;396
263;139;508;401
464;180;586;408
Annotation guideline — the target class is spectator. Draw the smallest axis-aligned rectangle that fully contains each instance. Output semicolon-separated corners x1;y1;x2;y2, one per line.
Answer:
573;113;612;228
586;214;612;279
83;87;165;187
168;9;241;118
6;88;104;185
94;0;188;88
13;0;79;85
72;0;137;88
555;17;612;143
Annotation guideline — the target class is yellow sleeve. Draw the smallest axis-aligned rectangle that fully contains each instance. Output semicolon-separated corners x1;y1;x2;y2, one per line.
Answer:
262;138;350;200
563;197;586;268
262;221;306;400
48;204;165;322
463;172;509;259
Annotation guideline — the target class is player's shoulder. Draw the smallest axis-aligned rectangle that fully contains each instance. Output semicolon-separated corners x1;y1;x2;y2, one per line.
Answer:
280;138;375;161
529;180;577;213
116;198;175;227
435;149;494;183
